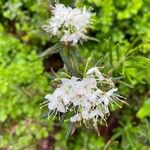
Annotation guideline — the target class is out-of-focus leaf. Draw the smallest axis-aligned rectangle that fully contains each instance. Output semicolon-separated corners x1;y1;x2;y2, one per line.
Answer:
39;43;61;58
137;99;150;119
65;122;74;140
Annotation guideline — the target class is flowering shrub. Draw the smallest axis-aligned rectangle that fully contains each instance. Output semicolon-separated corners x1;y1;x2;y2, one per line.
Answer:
0;0;150;149
44;67;124;126
42;3;127;133
43;4;92;45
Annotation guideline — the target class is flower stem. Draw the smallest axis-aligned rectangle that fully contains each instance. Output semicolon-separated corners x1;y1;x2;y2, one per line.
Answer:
60;48;78;76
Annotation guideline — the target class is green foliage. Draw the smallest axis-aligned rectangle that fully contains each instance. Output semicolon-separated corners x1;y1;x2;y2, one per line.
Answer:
54;128;104;150
86;0;150;40
0;0;150;149
0;32;51;148
137;99;150;119
0;0;51;147
108;118;150;149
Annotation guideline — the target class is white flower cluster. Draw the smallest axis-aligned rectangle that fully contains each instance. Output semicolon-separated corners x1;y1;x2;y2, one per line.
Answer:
44;67;123;126
43;4;92;45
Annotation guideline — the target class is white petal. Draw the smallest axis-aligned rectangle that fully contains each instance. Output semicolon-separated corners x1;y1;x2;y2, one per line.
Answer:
70;116;76;122
86;67;97;75
63;96;70;105
89;109;97;118
61;76;78;86
103;105;109;114
72;98;82;106
106;88;118;97
54;87;64;97
101;95;110;106
48;100;57;110
57;102;66;113
81;111;89;120
95;69;105;81
70;114;81;122
61;78;70;85
89;108;104;119
97;109;104;118
45;94;53;100
86;67;105;80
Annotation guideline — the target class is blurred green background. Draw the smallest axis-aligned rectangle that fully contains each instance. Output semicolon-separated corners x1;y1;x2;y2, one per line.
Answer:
0;0;150;149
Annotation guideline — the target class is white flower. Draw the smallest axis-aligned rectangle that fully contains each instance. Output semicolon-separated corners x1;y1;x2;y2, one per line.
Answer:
89;108;104;119
81;110;89;120
70;114;81;122
53;87;70;105
106;88;118;97
43;4;67;35
86;67;105;80
44;67;124;126
61;76;78;86
100;88;118;106
43;3;92;45
61;31;83;45
45;94;66;113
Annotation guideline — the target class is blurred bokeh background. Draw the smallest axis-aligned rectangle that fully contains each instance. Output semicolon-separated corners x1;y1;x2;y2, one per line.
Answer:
0;0;150;149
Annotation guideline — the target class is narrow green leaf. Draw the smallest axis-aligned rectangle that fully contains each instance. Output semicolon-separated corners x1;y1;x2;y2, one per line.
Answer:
116;44;120;61
57;113;67;127
39;43;61;58
106;38;113;67
60;50;77;76
85;36;100;43
118;81;134;88
65;122;74;140
125;34;143;56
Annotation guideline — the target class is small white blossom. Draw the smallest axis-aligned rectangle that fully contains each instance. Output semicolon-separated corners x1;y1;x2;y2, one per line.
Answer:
44;67;124;126
43;3;92;45
45;94;66;113
89;108;104;119
70;114;81;122
86;67;105;81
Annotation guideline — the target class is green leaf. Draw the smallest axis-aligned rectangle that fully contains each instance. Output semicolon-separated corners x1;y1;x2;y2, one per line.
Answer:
136;99;150;119
65;122;74;140
0;110;7;122
39;43;61;58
